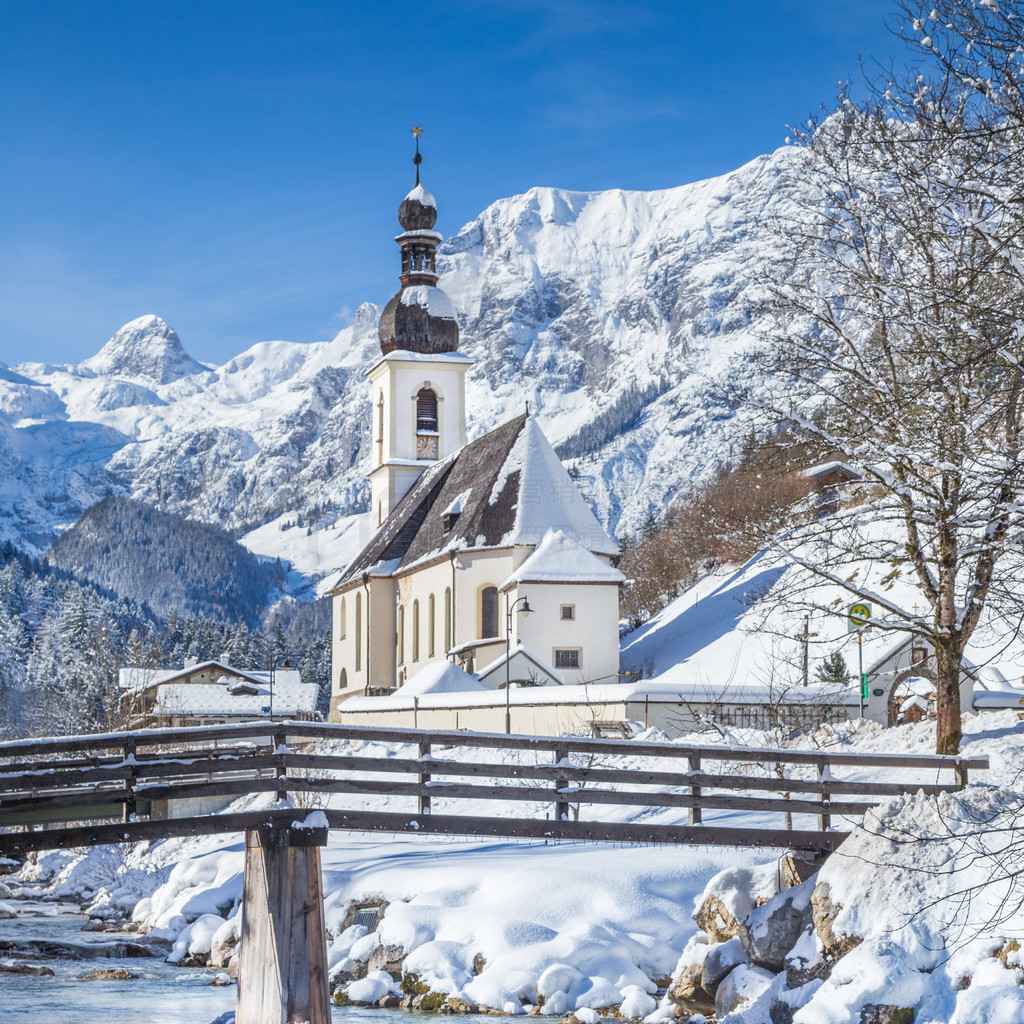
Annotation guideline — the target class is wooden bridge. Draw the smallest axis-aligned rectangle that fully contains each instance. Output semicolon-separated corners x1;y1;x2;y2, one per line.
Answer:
0;721;986;1024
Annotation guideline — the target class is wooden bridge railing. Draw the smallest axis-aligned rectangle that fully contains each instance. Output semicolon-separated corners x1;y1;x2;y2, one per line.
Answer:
0;721;988;856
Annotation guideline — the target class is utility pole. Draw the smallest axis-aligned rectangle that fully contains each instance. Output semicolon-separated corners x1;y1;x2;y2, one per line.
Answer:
798;616;819;686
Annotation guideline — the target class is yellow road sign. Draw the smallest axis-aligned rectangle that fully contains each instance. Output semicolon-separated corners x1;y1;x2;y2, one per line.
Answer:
849;603;872;627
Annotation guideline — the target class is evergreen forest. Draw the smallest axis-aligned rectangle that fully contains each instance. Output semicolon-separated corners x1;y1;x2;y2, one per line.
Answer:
0;542;331;739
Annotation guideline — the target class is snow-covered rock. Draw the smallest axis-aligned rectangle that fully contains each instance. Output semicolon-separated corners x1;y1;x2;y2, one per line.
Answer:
345;969;398;1003
168;912;227;963
713;963;774;1017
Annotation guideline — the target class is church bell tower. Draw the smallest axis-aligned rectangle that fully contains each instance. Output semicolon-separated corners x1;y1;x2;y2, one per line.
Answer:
367;129;472;528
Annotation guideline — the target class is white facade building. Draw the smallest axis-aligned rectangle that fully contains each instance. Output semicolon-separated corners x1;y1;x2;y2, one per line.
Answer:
329;152;625;718
118;660;317;727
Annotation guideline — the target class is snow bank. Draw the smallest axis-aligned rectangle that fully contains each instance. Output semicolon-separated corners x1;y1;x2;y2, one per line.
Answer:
133;845;243;938
168;913;227;963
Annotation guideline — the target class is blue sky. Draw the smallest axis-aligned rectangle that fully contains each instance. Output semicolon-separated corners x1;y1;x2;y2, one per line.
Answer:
0;1;907;367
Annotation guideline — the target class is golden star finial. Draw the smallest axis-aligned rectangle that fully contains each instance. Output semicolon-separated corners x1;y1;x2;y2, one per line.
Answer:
411;125;423;138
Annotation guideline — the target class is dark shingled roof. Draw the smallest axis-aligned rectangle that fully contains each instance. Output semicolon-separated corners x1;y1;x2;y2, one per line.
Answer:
334;415;528;588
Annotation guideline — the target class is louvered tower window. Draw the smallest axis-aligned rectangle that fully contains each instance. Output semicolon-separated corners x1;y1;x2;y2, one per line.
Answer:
416;388;438;431
416;387;439;459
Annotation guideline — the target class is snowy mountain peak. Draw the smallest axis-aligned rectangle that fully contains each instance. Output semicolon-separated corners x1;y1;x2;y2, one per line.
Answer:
81;315;206;386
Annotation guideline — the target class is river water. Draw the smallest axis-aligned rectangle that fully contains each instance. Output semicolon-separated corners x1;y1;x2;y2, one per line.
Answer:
0;901;499;1024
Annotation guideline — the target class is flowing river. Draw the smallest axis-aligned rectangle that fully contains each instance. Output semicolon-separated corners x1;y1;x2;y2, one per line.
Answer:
0;899;498;1024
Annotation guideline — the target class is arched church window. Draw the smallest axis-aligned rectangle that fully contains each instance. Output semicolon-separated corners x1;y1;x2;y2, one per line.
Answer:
412;599;420;662
444;587;452;653
355;593;362;672
428;594;436;658
339;597;347;640
377;392;385;464
339;668;348;690
480;586;498;640
416;388;438;432
398;605;405;665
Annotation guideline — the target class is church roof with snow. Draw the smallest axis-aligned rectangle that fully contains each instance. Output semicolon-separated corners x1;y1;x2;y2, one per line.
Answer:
500;528;625;589
332;414;616;589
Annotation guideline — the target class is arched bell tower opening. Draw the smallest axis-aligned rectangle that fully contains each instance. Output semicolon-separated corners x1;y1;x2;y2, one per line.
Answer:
416;387;439;460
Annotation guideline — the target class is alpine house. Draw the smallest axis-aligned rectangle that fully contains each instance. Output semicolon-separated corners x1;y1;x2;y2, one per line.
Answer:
328;141;625;719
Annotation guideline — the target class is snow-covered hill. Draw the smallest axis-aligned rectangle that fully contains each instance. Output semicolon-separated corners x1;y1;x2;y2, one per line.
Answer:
0;148;798;586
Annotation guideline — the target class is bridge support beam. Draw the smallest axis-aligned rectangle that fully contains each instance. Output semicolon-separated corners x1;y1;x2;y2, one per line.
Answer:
236;824;330;1024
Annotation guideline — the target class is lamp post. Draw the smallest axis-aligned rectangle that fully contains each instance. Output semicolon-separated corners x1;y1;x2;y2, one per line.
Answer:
268;653;276;721
267;650;290;722
505;595;532;734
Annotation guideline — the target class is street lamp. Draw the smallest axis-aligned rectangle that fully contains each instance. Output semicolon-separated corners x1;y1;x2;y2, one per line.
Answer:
505;595;532;734
267;651;290;722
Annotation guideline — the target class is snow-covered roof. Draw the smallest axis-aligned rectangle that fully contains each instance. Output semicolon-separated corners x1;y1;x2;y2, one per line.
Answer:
893;676;934;700
334;414;616;589
899;694;930;713
971;689;1024;710
119;660;298;693
501;529;625;589
151;678;318;719
399;660;487;695
476;644;564;687
399;285;456;320
404;182;436;209
373;349;474;366
802;461;861;480
974;665;1014;689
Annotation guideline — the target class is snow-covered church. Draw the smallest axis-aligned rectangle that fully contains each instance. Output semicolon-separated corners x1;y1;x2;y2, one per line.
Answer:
328;148;625;718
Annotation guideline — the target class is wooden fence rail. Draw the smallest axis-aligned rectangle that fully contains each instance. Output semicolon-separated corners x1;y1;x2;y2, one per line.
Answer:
0;721;988;856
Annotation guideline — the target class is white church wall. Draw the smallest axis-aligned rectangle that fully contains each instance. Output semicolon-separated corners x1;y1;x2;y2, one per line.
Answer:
337;691;857;738
331;576;398;715
397;548;517;683
508;581;621;686
338;695;633;736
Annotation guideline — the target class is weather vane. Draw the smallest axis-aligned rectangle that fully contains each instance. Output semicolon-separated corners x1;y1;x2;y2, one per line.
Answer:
411;125;423;183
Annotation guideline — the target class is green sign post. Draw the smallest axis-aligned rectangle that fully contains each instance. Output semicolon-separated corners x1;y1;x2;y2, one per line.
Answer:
849;603;871;718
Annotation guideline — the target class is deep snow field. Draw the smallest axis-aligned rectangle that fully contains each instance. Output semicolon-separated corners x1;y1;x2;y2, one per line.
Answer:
9;710;1024;1024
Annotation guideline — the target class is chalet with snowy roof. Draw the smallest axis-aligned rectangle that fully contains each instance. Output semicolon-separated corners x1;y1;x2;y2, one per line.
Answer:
119;659;317;728
329;144;624;716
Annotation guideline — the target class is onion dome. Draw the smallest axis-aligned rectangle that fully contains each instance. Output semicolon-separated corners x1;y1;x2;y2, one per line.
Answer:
398;183;437;231
379;130;460;355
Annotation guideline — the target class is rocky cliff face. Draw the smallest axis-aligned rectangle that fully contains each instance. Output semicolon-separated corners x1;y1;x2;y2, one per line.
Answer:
0;146;798;585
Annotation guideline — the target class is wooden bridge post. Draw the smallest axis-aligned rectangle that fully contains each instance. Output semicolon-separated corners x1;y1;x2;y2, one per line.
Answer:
274;727;289;804
554;745;570;822
236;825;330;1024
817;759;831;833
418;739;432;815
122;737;137;824
687;755;702;826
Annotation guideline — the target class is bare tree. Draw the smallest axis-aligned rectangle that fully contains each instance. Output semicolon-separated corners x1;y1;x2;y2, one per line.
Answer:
746;1;1024;755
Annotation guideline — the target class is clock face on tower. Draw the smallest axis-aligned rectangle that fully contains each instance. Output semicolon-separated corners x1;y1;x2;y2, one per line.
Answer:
416;434;439;460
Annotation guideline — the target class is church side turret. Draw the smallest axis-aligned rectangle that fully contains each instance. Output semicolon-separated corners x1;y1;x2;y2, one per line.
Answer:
367;128;472;527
